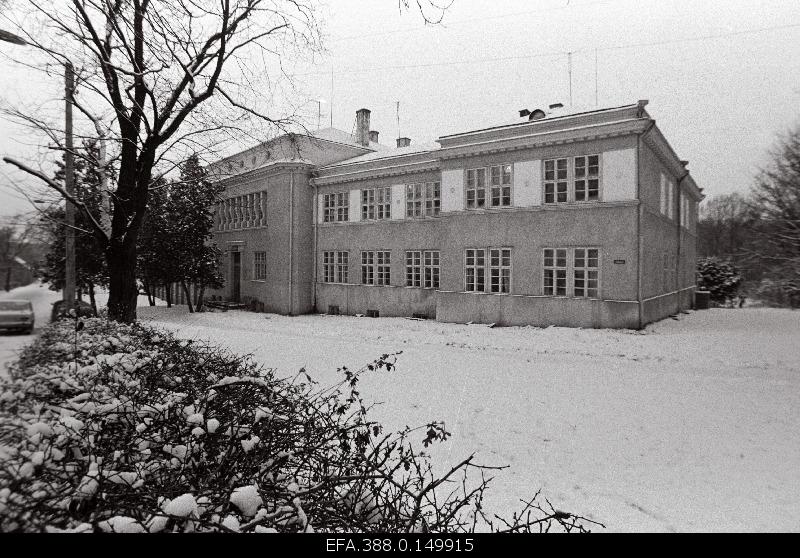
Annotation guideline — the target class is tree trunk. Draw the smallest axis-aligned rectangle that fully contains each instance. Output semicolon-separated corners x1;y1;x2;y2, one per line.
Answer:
106;239;139;323
88;282;97;316
4;267;11;291
142;277;155;306
165;282;172;308
196;283;206;312
181;280;194;313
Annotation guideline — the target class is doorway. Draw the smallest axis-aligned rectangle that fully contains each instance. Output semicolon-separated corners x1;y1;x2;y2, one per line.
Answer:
231;251;241;302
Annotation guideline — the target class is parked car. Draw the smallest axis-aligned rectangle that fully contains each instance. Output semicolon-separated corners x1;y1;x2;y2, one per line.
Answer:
50;299;96;322
0;300;35;334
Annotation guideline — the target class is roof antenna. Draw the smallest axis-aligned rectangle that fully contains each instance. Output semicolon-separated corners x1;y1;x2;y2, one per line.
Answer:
396;101;400;140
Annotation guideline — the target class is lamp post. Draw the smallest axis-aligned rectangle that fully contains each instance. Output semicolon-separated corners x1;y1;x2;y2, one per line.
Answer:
2;33;76;309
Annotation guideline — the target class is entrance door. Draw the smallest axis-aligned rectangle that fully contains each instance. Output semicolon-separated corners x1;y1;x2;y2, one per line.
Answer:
231;251;241;302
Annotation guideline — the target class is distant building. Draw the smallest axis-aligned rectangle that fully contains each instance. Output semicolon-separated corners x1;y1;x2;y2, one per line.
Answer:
208;100;703;328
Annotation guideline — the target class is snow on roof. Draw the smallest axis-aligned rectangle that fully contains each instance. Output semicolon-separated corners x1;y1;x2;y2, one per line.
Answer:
324;142;440;168
311;127;389;151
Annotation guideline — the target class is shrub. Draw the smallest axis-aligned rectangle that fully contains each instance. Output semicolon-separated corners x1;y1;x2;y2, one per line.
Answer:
0;318;600;533
753;277;800;308
696;257;742;305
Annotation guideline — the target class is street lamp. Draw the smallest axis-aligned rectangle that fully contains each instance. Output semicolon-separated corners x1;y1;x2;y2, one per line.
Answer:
2;34;75;310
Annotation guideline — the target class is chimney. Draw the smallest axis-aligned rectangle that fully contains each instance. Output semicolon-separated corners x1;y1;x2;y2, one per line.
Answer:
369;130;379;144
396;137;411;148
356;108;371;147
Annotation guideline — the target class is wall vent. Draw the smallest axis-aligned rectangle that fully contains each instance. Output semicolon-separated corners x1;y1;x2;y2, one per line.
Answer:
366;309;380;318
328;305;340;315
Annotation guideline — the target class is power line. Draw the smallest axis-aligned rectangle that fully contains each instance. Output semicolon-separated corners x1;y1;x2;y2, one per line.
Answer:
295;21;800;78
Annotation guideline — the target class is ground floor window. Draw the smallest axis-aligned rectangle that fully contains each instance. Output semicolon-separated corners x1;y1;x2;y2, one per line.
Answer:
543;247;600;298
362;250;391;285
465;249;486;292
253;251;267;281
489;248;511;293
323;251;348;283
406;250;440;288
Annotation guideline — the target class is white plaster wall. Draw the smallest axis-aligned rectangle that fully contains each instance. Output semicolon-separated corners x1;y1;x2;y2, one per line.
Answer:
603;148;636;201
441;169;463;212
349;189;361;222
513;159;542;207
391;184;405;220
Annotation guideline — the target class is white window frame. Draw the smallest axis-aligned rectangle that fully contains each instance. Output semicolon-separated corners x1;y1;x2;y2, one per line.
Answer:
253;251;267;281
542;247;601;298
323;251;349;284
361;250;391;285
465;165;512;209
572;248;600;298
464;248;486;292
489;248;512;293
543;248;568;296
543;155;602;204
323;192;349;223
405;250;440;288
361;187;392;220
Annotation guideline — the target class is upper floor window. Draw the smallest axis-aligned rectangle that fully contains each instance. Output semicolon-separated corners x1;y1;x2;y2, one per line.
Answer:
543;247;600;298
361;250;391;285
660;173;675;219
405;250;440;288
466;164;512;209
323;251;348;284
406;182;441;218
253;251;267;281
362;187;392;220
323;192;348;223
544;155;601;204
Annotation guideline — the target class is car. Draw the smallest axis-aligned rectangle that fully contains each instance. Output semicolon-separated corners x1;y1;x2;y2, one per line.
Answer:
0;300;35;334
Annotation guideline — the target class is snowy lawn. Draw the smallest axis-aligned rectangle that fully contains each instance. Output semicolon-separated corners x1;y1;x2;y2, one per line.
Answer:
135;303;800;533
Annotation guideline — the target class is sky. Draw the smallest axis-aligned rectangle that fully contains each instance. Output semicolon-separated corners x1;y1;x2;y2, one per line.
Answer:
1;0;799;220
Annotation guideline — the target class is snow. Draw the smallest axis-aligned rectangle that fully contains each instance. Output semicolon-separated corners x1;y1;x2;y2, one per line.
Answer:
230;485;263;517
98;516;146;533
139;304;800;533
162;493;198;518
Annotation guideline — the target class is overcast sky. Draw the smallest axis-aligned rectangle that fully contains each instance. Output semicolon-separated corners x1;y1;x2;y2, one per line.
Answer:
1;0;799;219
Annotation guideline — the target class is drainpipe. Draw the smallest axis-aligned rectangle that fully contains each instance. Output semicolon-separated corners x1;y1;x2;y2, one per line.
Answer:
312;178;318;311
637;120;657;330
675;170;690;313
288;170;294;315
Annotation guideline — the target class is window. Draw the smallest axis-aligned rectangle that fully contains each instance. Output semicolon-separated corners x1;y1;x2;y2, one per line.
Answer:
323;192;349;223
489;248;512;293
464;249;485;292
574;155;600;201
253;251;267;281
544;155;601;203
572;248;599;298
543;248;601;298
407;182;441;218
361;187;392;220
544;158;569;203
466;165;512;209
323;251;348;283
362;251;391;285
406;250;440;288
424;250;440;289
405;251;422;287
543;248;568;296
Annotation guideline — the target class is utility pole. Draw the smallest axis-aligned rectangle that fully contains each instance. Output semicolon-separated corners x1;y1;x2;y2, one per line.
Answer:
64;62;76;309
567;51;574;108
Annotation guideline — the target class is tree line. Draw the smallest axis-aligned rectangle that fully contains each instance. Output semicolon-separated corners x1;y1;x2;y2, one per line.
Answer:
36;145;223;314
697;123;800;308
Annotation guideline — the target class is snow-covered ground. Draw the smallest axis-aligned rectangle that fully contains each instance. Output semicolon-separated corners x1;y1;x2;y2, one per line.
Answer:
1;283;798;532
134;303;800;532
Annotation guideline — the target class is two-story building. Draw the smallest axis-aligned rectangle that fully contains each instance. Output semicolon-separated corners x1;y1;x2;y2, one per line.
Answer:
208;100;703;329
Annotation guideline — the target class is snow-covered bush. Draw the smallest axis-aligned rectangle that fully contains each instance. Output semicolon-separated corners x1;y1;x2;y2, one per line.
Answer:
697;257;742;306
0;318;599;533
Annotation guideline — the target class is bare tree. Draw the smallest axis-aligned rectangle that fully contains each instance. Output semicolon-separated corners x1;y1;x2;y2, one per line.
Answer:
697;192;751;261
2;0;322;322
748;122;800;305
